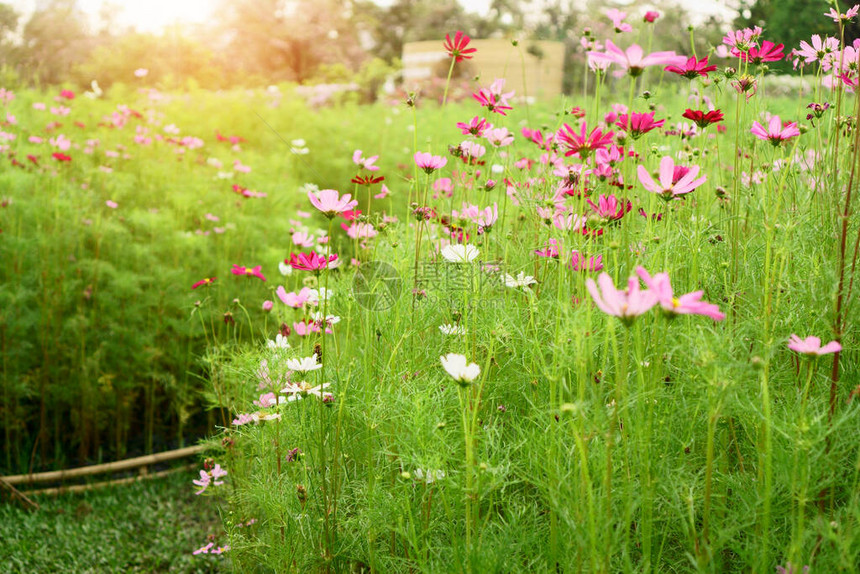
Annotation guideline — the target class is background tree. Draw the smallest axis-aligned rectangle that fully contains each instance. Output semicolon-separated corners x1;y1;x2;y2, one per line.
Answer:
19;0;93;85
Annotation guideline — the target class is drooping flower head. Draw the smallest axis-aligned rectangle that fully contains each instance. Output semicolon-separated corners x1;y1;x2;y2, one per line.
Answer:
605;8;632;33
472;79;515;116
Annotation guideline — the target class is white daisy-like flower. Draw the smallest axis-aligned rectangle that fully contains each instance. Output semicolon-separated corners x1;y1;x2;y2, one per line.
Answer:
414;469;446;483
439;324;465;336
280;381;332;402
307;287;331;305
503;272;537;289
440;353;481;384
278;261;293;276
267;333;291;350
440;244;480;263
286;354;322;372
311;312;341;325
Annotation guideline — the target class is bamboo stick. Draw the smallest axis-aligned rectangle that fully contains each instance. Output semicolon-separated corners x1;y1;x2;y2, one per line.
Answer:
0;475;40;510
3;445;205;486
20;464;196;497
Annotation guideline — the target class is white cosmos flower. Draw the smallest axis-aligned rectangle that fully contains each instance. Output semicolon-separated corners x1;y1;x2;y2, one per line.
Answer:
441;244;480;263
440;353;481;384
286;354;322;372
280;381;331;402
267;333;291;349
307;287;331;305
278;261;293;276
312;312;341;325
439;324;465;336
503;272;537;289
414;469;446;483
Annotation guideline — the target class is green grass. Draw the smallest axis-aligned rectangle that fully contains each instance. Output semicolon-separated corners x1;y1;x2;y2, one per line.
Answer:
0;471;226;573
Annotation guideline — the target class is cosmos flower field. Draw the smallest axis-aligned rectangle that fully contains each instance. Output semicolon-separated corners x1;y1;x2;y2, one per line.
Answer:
2;6;860;574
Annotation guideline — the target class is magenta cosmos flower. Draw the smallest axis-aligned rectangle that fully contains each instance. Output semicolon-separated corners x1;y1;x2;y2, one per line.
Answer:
740;40;785;64
643;11;660;23
586;272;657;324
556;122;614;159
787;335;842;356
414;151;447;174
286;252;338;272
191;277;216;290
636;267;725;320
614;111;664;139
232;264;266;281
665;56;718;79
588;40;685;77
637;156;707;200
472;79;514;116
308;189;359;218
750;115;800;146
443;31;477;62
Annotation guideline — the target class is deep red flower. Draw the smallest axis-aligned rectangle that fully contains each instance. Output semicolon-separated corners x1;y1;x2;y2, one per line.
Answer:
52;152;71;162
740;40;784;64
351;174;384;186
443;31;477;63
682;108;725;129
192;277;216;289
27;154;39;166
665;56;718;79
644;11;660;23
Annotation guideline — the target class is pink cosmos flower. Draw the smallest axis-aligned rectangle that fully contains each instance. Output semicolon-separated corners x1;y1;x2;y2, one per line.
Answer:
570;251;604;272
374;183;390;199
588;40;686;77
291;231;315;247
262;300;274;312
535;238;561;258
485;127;514;147
787;335;842;356
665;56;718;79
231;264;266;281
585;272;657;324
614;112;664;139
308;189;359;218
637;156;707;200
797;35;840;65
286;252;338;271
343;222;378;239
750;115;800;145
472;79;514;116
644;11;659;23
193;542;215;555
105;200;118;209
443;31;477;62
605;8;632;33
352;150;379;171
635;267;725;320
254;392;278;408
276;286;312;307
556;123;614;159
414;151;447;173
723;26;762;52
825;5;860;22
586;194;630;222
49;134;71;151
